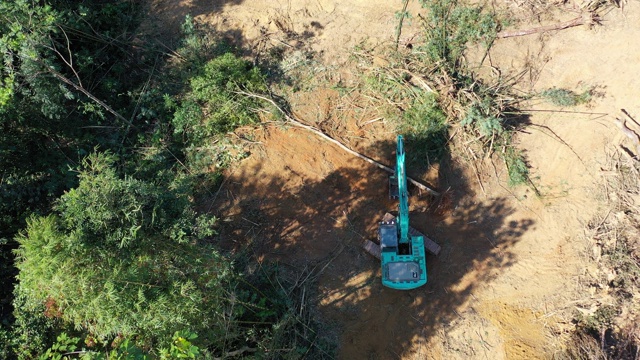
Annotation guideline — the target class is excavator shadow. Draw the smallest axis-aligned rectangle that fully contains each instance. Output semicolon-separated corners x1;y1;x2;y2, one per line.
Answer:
207;130;535;358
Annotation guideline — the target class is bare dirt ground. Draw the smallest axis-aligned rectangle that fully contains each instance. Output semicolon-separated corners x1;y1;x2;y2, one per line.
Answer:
149;0;640;358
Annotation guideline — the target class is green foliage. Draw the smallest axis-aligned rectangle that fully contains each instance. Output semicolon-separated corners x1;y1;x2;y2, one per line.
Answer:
11;283;60;359
0;0;74;240
159;331;200;359
577;305;620;335
162;24;269;174
39;333;80;360
37;330;201;359
605;237;640;295
419;0;497;72
176;15;233;67
400;93;449;163
232;263;337;359
14;152;231;348
362;68;413;105
0;238;18;332
461;99;504;138
461;98;531;187
504;145;529;187
0;2;163;348
1;0;144;120
1;4;330;360
360;67;450;164
0;325;14;359
173;53;267;145
541;88;592;107
0;0;151;244
0;0;59;115
412;0;531;188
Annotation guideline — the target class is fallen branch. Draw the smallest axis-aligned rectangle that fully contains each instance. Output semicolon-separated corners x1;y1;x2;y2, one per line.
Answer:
213;346;258;360
614;116;640;157
621;108;640;130
496;13;599;39
236;91;440;196
46;65;134;128
16;48;133;128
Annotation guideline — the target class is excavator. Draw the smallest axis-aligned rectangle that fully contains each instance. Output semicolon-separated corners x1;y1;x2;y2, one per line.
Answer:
363;135;440;290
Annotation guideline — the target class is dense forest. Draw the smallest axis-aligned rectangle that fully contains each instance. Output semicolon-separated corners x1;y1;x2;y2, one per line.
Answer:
1;0;316;358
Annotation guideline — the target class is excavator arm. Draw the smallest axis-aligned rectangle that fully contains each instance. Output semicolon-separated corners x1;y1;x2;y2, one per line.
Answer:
362;135;440;289
378;135;428;290
396;136;410;245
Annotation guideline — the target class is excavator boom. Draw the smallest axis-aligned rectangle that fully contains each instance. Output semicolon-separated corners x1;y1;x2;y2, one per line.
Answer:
396;136;410;244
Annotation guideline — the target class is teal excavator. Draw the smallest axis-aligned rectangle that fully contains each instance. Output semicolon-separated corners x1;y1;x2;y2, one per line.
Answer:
363;135;440;290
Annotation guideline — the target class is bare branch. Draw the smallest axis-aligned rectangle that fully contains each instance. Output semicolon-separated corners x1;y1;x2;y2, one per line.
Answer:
45;64;133;128
236;91;441;196
50;27;83;87
496;13;600;39
213;346;258;360
614;116;640;157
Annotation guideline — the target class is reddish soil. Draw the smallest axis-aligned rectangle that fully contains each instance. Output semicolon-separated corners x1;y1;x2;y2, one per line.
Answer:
149;0;640;358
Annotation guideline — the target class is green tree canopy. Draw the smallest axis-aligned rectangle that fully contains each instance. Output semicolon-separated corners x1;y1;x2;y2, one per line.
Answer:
0;0;150;239
14;152;232;348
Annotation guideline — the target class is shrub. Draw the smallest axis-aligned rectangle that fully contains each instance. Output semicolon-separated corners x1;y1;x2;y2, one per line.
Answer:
419;0;497;74
504;146;529;187
400;93;449;163
14;152;231;348
541;88;592;107
173;53;267;146
461;99;504;138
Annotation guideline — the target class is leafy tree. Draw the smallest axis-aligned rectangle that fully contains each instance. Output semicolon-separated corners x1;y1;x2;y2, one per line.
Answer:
38;331;199;359
0;0;151;239
2;3;329;358
14;152;232;349
170;53;267;150
0;0;153;340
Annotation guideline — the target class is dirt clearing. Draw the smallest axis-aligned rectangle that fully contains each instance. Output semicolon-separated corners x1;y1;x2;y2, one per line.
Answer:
150;0;640;358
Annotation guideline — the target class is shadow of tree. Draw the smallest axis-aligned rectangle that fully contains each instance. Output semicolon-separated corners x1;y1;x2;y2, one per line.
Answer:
145;0;246;42
208;134;534;358
144;0;322;87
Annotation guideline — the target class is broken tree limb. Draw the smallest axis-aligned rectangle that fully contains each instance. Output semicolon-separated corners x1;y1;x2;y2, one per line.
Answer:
46;66;134;128
614;116;640;157
213;347;257;360
496;13;599;39
236;91;440;196
621;109;640;130
17;50;133;128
